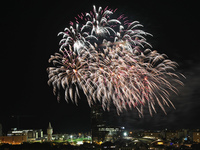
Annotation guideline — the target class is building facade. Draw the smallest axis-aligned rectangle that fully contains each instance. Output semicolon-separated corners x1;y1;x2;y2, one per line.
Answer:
143;130;162;139
98;127;120;142
6;128;43;142
165;130;179;140
193;130;200;143
91;104;106;143
0;135;27;145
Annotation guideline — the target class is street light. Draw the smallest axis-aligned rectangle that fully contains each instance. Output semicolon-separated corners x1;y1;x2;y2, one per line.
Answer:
70;135;73;142
123;132;127;136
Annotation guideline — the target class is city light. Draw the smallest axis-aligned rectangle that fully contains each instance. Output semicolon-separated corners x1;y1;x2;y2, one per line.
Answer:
123;132;127;136
157;142;164;145
76;141;83;145
70;135;73;138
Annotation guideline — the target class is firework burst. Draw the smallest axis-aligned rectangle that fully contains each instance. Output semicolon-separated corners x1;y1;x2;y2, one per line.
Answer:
47;5;184;116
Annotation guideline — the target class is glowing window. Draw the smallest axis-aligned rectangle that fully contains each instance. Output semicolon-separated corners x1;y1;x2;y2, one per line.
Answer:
157;142;164;145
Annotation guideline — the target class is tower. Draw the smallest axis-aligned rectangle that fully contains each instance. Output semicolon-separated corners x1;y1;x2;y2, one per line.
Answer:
91;104;106;143
47;122;53;141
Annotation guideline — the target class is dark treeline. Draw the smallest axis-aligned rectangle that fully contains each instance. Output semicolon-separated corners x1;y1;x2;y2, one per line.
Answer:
1;142;200;150
0;142;99;150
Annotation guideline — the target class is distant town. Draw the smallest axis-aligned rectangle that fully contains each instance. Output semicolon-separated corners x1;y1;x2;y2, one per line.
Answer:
0;105;200;150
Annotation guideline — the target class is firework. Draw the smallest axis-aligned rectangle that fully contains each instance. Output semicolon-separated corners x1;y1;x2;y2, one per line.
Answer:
47;5;184;116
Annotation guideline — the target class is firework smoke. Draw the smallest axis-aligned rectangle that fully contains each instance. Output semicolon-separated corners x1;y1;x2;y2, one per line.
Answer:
47;5;184;116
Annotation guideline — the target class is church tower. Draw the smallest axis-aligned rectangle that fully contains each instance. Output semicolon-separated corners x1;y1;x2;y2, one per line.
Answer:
47;122;53;141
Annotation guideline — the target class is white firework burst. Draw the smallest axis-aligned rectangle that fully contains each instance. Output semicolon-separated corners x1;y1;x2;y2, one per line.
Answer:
47;5;185;116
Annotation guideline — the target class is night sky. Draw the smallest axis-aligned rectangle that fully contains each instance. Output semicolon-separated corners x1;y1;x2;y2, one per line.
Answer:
1;0;199;134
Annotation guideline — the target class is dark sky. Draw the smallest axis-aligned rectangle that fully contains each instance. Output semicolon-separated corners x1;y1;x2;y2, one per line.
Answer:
1;0;199;134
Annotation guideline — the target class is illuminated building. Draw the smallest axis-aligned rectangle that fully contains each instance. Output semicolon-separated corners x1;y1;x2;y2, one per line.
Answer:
91;104;106;143
164;129;188;141
25;129;43;141
193;129;200;143
47;122;53;141
6;128;43;142
7;128;25;136
143;130;161;139
0;135;27;145
91;105;123;143
98;127;120;142
165;130;179;140
0;128;29;144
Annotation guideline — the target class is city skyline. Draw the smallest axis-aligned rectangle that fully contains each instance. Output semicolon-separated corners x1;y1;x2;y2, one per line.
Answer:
1;0;200;134
1;123;200;149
